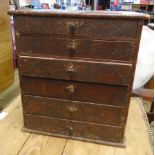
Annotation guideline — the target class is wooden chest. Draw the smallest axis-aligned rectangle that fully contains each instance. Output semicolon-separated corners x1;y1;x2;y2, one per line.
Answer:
9;10;149;146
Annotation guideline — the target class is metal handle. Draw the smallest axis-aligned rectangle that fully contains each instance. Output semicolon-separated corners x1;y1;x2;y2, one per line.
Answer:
66;63;76;73
69;126;73;131
66;21;84;32
67;22;77;31
66;85;75;95
67;40;77;51
68;126;73;136
68;105;78;112
16;31;20;37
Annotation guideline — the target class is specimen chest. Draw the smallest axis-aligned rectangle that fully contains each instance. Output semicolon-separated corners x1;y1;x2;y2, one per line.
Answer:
8;10;148;146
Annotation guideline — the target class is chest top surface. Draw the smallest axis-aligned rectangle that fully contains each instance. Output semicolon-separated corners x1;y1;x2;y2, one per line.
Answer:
8;9;149;20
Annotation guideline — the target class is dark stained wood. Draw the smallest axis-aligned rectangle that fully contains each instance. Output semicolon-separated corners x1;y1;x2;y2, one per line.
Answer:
119;20;144;140
9;10;146;146
16;36;135;62
22;95;126;126
21;76;129;107
14;16;138;41
8;10;150;20
24;114;123;143
19;56;132;86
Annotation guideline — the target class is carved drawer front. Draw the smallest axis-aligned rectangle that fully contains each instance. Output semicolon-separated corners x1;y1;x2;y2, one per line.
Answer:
19;56;132;86
21;76;128;107
22;95;126;126
24;114;123;143
16;36;135;62
14;16;138;41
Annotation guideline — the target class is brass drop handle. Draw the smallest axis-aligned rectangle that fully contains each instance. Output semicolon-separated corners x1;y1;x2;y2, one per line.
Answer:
68;126;73;136
67;40;77;51
69;126;73;131
67;22;77;31
16;31;20;37
66;85;75;95
66;21;84;32
68;105;78;112
66;63;76;73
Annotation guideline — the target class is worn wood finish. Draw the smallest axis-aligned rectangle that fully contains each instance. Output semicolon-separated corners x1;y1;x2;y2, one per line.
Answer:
19;56;132;86
16;36;135;62
0;96;153;155
9;10;147;146
14;16;138;41
8;10;150;20
119;20;144;139
21;76;128;107
22;95;125;126
24;114;123;143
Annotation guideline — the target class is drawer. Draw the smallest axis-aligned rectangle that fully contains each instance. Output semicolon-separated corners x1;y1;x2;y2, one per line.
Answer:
20;77;129;107
14;16;138;41
16;36;135;62
22;95;126;126
24;114;123;143
19;56;132;86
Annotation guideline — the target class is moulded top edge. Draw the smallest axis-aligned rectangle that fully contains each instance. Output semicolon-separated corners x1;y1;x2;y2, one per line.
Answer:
8;9;150;20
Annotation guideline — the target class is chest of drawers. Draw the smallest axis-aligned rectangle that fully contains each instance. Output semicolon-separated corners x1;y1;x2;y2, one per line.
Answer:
8;10;149;147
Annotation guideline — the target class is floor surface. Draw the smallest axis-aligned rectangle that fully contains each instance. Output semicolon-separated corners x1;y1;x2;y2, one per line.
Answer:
0;69;20;111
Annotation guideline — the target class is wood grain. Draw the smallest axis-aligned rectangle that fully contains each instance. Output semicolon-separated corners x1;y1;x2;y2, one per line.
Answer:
0;96;153;155
62;98;153;155
0;0;14;93
18;134;67;155
10;10;146;145
114;98;153;155
24;114;123;143
8;10;150;20
16;36;135;62
21;76;129;107
0;96;30;155
22;95;125;126
19;56;132;86
13;16;138;41
63;140;115;155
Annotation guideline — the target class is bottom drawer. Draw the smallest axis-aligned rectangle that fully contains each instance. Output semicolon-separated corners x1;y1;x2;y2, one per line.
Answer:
24;114;123;144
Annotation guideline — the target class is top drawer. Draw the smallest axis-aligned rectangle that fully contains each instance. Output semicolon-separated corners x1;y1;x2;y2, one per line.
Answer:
14;16;138;41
